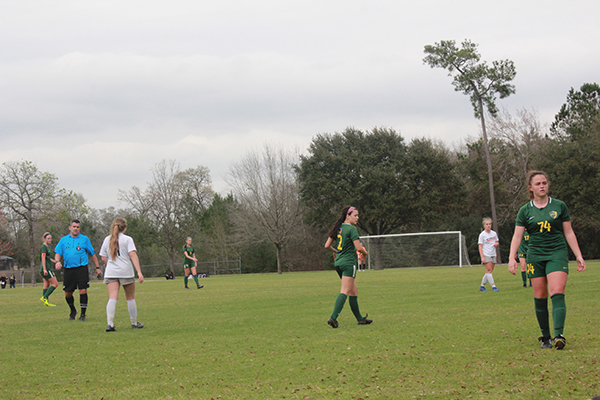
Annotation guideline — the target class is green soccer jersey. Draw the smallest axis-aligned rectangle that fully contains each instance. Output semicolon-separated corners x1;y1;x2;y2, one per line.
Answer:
333;223;360;267
183;245;195;266
515;198;570;261
39;243;53;274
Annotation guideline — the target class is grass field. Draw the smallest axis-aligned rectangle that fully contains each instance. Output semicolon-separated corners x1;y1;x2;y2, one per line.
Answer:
1;263;599;399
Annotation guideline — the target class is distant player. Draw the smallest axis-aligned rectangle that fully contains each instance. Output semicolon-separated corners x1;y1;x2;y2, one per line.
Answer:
478;217;499;292
324;206;371;328
508;171;585;350
356;242;366;271
518;229;531;287
183;237;203;289
39;233;58;306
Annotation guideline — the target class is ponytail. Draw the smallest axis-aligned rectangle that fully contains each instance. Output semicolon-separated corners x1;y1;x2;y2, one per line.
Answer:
109;218;127;260
328;206;353;238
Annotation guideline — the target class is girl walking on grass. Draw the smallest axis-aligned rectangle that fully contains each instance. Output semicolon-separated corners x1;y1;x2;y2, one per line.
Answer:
478;217;499;292
39;233;59;306
100;218;145;332
508;171;585;350
324;206;371;328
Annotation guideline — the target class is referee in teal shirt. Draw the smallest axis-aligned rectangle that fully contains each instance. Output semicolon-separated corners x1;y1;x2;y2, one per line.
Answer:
54;219;100;321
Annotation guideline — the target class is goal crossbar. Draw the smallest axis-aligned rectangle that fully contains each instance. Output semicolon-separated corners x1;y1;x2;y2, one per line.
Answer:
359;231;470;269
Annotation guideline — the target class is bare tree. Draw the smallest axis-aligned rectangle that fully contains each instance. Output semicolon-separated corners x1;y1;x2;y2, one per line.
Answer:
227;144;304;274
484;108;545;224
0;161;58;285
119;160;213;274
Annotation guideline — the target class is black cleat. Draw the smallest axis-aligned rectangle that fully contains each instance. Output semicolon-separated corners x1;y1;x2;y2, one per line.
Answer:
106;325;116;332
131;322;144;329
522;284;527;288
69;310;77;321
79;315;86;322
538;336;552;349
197;285;203;289
554;334;566;350
184;286;190;289
327;317;338;328
358;314;373;325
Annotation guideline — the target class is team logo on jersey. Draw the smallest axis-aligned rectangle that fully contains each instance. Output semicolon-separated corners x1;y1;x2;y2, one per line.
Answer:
549;211;558;219
76;246;81;251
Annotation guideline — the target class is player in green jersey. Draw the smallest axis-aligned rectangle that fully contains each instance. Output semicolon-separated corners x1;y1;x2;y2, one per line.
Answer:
39;233;58;306
183;237;203;289
508;171;585;350
324;206;371;328
517;229;531;287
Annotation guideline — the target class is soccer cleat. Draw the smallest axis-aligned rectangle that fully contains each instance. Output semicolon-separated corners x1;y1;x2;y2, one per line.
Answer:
492;286;499;292
184;286;190;290
479;286;487;291
538;336;552;349
554;334;566;350
79;315;86;322
69;310;77;320
131;322;144;329
106;325;116;332
327;317;338;328
40;297;48;305
46;300;56;307
197;285;204;289
357;314;373;325
523;284;527;288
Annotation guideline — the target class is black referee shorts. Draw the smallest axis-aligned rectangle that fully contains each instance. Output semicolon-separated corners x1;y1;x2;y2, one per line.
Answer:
63;266;90;293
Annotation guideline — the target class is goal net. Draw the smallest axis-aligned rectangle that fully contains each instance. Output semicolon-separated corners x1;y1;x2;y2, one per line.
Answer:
359;231;471;269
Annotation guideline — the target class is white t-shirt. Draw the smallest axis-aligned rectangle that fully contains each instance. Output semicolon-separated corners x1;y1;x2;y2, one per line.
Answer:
478;230;499;257
99;233;137;278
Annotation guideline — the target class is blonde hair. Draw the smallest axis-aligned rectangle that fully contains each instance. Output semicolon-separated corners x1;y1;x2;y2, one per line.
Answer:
527;170;549;200
482;217;492;226
43;232;51;239
109;218;127;261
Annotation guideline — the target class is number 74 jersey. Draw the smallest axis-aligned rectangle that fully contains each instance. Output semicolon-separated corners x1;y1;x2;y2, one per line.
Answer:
516;197;570;261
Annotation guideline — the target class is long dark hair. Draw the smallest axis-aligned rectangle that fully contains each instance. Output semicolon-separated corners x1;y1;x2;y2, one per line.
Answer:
328;206;354;239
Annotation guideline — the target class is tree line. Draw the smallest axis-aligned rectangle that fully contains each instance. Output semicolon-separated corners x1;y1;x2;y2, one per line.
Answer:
2;82;599;283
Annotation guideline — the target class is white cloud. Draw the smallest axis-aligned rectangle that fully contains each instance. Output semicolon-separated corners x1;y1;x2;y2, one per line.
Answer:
1;0;599;209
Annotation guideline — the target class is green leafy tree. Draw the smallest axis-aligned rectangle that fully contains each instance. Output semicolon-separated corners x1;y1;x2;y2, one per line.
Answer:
200;194;237;262
551;82;600;141
538;87;600;258
297;127;465;269
424;39;516;260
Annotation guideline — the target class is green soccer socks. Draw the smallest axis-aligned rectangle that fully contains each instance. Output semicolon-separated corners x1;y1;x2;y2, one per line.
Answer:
331;293;347;321
349;295;363;321
551;293;566;337
534;297;551;339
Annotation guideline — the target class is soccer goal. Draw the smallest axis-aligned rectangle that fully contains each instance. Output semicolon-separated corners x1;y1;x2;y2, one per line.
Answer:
359;231;471;269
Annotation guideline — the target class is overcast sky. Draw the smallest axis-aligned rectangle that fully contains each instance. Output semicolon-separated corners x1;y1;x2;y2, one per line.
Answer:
1;1;598;210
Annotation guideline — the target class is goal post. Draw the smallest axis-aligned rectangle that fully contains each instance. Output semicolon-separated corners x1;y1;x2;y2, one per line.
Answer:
359;231;472;269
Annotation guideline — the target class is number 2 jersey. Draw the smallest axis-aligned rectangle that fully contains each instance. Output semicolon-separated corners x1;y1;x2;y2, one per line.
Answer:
334;223;360;267
515;197;570;262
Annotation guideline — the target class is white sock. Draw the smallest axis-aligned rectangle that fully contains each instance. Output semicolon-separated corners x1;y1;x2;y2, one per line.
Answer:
127;299;137;324
481;274;488;286
486;273;496;287
106;299;117;326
